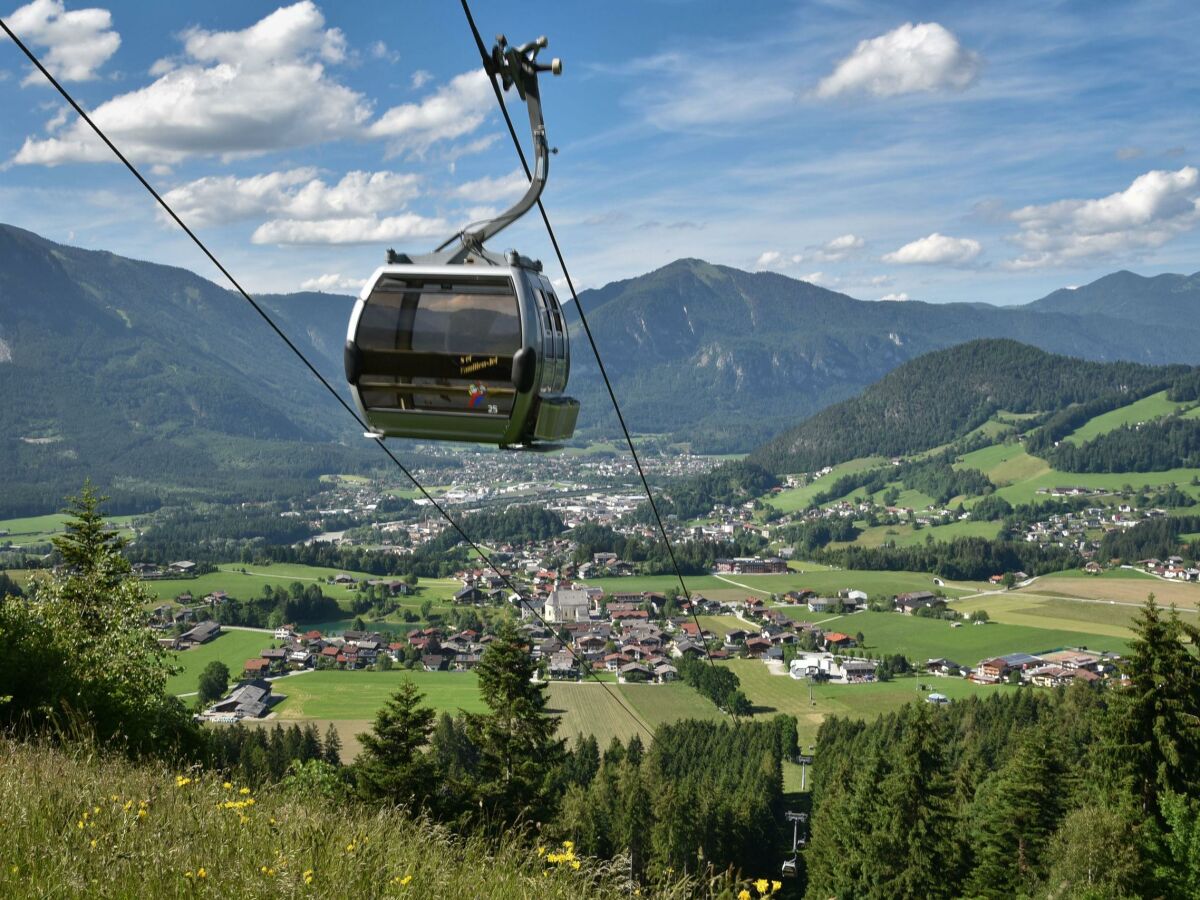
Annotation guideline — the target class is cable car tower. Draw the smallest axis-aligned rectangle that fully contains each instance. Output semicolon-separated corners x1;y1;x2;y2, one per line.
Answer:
344;33;578;448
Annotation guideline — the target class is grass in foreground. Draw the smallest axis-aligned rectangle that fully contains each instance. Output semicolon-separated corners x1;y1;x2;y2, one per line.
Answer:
0;739;676;899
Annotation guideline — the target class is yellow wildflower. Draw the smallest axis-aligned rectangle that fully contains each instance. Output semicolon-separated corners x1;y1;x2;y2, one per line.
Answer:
755;879;770;896
570;860;581;871
175;776;192;788
222;782;233;790
391;874;412;886
89;839;98;849
137;808;147;819
772;881;782;892
737;891;751;900
197;868;207;880
93;806;100;814
303;869;314;885
562;840;574;850
11;865;19;875
239;787;251;795
77;821;84;829
123;800;133;811
184;871;193;880
536;846;546;857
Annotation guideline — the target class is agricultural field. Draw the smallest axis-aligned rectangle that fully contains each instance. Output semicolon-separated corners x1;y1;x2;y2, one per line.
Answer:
271;670;488;719
0;512;139;548
950;592;1181;637
588;570;987;603
723;659;1015;749
546;683;652;749
619;682;723;733
166;628;272;696
776;606;1130;663
1015;574;1200;610
1063;390;1188;444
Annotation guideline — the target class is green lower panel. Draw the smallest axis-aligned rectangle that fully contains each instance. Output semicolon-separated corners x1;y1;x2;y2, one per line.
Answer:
533;396;579;441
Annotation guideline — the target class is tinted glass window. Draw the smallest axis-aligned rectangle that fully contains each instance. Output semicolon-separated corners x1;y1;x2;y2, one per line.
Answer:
359;276;520;355
355;275;520;417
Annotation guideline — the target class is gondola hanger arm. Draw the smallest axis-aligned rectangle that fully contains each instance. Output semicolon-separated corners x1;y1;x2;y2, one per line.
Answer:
436;34;561;257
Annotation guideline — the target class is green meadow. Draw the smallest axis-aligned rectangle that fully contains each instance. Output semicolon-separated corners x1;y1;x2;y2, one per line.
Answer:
166;628;272;696
776;607;1130;663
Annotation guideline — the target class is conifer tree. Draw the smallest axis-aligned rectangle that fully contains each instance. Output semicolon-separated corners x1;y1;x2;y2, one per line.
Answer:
323;723;343;766
468;620;564;824
354;680;436;806
1119;595;1200;819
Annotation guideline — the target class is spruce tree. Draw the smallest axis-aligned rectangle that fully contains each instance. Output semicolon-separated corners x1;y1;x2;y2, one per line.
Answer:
1119;596;1200;819
467;620;564;825
323;723;343;766
354;680;436;806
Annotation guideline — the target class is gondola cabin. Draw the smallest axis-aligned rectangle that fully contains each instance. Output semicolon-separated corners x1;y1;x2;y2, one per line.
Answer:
345;253;578;447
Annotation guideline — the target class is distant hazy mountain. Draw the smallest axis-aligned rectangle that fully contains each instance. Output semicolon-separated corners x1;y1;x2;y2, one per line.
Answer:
749;339;1189;474
568;259;1200;450
1028;269;1200;321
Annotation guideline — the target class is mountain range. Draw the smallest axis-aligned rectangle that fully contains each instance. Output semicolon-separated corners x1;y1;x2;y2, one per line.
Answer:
2;222;1199;510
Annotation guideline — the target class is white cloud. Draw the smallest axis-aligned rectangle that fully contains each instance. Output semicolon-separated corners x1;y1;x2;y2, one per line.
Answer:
11;3;490;168
13;2;366;166
753;234;864;271
816;22;980;99
299;272;363;292
367;70;492;155
7;0;120;84
800;271;832;286
251;213;449;245
410;68;432;89
1007;167;1200;268
883;232;982;265
451;169;526;203
369;40;398;63
877;292;910;302
812;233;864;261
161;168;421;228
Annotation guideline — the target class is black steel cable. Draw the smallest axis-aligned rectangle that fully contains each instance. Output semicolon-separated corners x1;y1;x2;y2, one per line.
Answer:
460;0;722;674
0;14;655;741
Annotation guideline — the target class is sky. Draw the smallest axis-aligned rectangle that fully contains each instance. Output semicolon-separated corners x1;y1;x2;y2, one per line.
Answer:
1;0;1199;306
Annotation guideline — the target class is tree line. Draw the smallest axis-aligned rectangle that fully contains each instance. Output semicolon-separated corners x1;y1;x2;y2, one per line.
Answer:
818;536;1081;581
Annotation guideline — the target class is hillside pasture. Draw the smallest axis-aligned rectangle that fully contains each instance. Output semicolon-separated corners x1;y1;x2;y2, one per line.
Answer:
843;519;1001;550
951;592;1184;637
766;457;887;512
1063;390;1187;444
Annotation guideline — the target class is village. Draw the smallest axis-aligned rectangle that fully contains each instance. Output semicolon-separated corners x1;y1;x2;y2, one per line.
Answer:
170;561;1125;723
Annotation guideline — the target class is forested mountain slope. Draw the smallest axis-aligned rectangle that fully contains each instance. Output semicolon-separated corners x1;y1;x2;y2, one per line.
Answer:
749;340;1190;474
0;224;373;514
1029;268;1200;321
568;259;1200;450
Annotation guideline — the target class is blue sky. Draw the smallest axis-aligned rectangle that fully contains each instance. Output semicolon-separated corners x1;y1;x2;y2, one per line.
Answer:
1;0;1199;305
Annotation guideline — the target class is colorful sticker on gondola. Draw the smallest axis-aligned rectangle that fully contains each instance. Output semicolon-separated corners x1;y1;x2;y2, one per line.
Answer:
467;382;487;408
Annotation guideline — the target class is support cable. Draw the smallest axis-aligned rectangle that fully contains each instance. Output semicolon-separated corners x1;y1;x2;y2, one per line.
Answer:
0;15;654;741
460;0;721;672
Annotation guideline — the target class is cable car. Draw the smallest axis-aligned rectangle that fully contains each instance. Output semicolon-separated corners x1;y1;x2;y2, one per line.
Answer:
345;33;578;448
